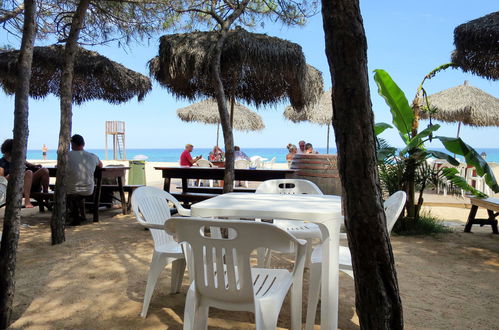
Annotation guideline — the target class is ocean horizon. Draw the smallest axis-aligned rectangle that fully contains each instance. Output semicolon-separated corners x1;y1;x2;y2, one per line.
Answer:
27;147;499;163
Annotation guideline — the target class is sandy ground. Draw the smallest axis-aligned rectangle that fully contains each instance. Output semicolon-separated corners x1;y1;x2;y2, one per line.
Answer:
0;204;496;329
2;160;498;328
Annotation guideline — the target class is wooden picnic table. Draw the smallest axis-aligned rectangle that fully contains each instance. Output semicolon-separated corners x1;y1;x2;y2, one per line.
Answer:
465;196;499;234
43;166;130;221
154;166;295;205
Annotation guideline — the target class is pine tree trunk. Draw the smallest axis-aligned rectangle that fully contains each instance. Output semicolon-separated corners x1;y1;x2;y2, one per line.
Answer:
50;0;91;245
211;28;235;193
0;0;36;327
321;0;404;328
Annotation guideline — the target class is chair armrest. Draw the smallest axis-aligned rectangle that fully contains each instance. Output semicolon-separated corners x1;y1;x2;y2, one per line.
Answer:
176;207;191;217
138;222;164;230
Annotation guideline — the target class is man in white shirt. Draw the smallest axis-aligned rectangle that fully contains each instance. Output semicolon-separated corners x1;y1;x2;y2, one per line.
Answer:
67;134;102;225
297;140;306;154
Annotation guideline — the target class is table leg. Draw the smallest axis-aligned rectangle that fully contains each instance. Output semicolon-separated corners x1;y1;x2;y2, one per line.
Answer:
182;178;188;194
93;175;102;222
464;205;478;232
163;177;171;192
487;209;499;234
117;176;127;215
319;221;340;329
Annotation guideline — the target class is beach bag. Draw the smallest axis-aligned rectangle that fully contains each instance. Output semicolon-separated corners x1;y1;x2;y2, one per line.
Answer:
0;176;7;206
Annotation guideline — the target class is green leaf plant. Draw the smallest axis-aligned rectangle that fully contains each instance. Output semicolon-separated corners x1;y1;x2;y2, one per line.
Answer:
373;69;498;220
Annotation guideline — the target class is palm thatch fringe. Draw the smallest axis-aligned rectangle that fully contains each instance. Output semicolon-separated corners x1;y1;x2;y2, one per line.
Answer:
452;11;499;80
149;28;323;111
284;89;332;125
419;83;499;127
177;99;264;131
0;45;152;104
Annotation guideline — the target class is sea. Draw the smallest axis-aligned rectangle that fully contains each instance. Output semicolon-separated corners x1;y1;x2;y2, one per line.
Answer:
27;147;499;163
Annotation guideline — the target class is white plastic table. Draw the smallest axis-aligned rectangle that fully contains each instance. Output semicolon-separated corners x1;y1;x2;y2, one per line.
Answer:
191;192;343;329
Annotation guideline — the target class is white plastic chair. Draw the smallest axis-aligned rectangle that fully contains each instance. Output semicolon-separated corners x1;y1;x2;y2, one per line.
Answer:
305;191;407;330
131;186;191;318
255;179;324;267
250;156;264;169
165;217;307;330
195;159;216;187
263;156;276;169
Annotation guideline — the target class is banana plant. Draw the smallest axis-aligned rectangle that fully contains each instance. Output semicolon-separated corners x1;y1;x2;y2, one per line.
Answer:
373;69;498;219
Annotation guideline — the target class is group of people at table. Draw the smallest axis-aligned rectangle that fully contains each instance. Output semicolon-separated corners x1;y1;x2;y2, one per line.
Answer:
179;144;250;167
0;135;101;225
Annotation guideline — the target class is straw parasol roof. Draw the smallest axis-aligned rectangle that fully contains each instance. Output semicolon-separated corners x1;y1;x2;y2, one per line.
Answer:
0;45;152;104
148;28;323;111
419;82;499;127
284;89;334;153
177;98;265;132
284;89;332;125
451;11;499;80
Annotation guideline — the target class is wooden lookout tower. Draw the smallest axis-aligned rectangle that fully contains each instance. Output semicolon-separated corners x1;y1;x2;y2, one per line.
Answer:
105;121;126;160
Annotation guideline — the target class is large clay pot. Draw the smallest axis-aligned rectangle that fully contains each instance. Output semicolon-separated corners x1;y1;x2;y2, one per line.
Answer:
290;154;342;195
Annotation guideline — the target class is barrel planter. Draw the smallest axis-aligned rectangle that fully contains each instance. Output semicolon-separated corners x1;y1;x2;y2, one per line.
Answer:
290;154;342;195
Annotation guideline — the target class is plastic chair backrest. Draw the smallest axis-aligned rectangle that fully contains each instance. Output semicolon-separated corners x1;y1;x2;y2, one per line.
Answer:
235;159;250;169
131;186;184;247
196;159;214;167
166;217;301;304
384;191;407;233
256;179;323;195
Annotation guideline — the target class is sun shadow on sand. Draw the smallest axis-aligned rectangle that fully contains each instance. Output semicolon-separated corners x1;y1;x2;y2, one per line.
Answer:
4;208;498;329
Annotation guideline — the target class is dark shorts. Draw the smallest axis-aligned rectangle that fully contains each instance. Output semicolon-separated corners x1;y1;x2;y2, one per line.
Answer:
42;152;47;156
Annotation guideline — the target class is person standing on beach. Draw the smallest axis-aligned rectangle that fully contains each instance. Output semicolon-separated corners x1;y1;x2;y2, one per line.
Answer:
0;139;50;208
42;144;48;160
297;140;306;154
180;144;201;167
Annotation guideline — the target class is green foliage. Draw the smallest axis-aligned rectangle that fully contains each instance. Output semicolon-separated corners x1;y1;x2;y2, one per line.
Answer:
392;211;452;236
374;122;392;135
437;136;499;193
373;69;414;143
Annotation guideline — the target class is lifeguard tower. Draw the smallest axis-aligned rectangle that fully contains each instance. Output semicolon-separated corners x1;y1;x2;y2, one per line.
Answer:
105;121;126;160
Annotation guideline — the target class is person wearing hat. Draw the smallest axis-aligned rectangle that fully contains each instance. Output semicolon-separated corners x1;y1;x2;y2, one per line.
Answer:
67;134;102;225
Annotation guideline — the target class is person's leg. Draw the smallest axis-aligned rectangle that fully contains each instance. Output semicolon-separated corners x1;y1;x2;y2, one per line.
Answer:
32;167;49;193
23;170;34;208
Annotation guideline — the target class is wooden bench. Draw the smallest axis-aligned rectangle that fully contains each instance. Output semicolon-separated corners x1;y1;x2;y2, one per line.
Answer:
465;197;499;234
175;186;256;194
100;184;144;212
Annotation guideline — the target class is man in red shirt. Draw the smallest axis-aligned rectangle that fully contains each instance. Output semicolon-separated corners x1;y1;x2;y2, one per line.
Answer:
180;144;201;167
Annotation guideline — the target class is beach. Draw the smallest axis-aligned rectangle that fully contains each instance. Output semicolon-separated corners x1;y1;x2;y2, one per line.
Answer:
2;206;498;329
1;160;498;329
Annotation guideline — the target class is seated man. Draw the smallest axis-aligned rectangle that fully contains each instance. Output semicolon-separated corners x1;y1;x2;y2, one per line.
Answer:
67;134;103;225
234;146;250;161
0;139;49;208
180;144;201;167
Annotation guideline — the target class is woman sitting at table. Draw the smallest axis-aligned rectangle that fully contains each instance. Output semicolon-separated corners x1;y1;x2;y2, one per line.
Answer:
209;145;225;162
0;139;49;208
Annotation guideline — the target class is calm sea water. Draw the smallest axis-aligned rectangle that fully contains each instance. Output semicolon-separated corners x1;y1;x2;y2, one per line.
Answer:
27;147;499;163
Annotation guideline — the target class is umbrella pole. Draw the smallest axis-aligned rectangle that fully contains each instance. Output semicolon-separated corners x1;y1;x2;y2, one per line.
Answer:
327;124;330;154
454;122;462;158
216;123;220;147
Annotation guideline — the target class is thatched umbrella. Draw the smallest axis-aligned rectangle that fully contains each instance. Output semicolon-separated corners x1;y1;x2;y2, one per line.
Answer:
177;98;265;146
451;11;499;80
419;81;499;137
0;44;152;104
148;28;323;112
284;89;334;153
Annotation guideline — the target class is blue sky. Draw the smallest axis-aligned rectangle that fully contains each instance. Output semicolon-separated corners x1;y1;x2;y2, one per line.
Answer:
1;1;497;150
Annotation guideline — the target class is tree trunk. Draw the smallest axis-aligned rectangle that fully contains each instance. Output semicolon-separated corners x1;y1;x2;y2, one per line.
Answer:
0;0;36;327
50;0;91;245
210;28;235;193
321;0;404;329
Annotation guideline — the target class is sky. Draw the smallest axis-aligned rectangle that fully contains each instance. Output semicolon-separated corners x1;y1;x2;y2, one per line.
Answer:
1;1;498;150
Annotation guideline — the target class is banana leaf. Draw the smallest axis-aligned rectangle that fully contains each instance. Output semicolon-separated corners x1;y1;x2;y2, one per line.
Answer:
400;124;441;156
425;150;460;166
441;167;487;198
373;69;414;144
374;122;393;136
437;136;499;193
